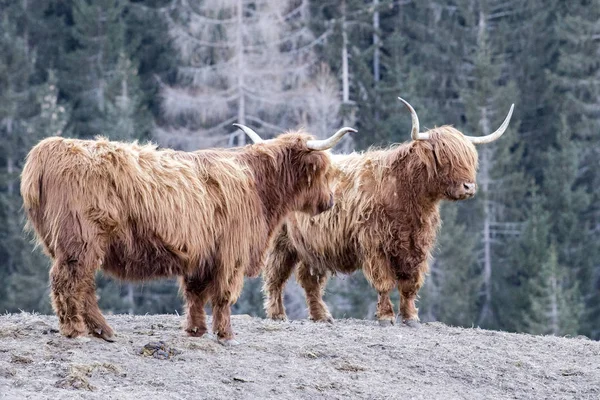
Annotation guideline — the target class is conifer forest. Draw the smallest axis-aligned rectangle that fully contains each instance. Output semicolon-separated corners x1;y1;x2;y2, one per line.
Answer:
1;0;599;340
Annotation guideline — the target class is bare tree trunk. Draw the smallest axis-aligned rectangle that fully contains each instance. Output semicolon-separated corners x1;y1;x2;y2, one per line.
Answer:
478;109;493;326
5;115;14;195
236;0;246;146
97;10;105;113
127;284;135;315
7;156;14;196
23;0;29;58
475;10;494;327
550;274;559;335
122;71;128;103
338;0;355;153
373;0;380;121
341;0;350;109
373;0;380;83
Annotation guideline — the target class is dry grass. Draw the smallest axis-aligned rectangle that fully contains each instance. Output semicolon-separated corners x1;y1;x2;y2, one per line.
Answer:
1;312;599;399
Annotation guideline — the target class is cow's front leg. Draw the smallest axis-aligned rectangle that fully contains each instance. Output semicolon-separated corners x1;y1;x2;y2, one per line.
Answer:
363;254;397;325
263;227;299;321
180;273;213;337
211;266;245;345
375;291;395;326
398;262;427;327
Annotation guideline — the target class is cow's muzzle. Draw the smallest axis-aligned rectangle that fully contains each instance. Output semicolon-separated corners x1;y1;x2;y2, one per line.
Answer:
316;193;334;214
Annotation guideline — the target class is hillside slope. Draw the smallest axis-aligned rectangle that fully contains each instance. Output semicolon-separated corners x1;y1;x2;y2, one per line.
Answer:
1;313;599;399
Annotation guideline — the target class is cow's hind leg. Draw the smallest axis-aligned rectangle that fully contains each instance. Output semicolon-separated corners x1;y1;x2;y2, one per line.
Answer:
50;259;87;338
82;280;114;341
398;263;427;327
51;247;105;339
180;273;213;337
263;228;298;321
49;212;112;340
296;262;333;323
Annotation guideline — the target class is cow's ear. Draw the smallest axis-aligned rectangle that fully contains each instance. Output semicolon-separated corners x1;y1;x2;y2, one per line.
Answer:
413;141;437;178
431;142;443;169
306;150;328;171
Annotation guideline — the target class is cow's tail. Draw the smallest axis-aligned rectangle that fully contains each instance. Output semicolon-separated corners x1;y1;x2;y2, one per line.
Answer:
20;136;65;254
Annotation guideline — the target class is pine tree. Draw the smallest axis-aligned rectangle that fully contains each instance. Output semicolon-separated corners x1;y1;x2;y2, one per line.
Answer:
3;70;70;313
500;0;562;179
539;118;595;337
0;2;71;312
62;0;148;139
551;0;600;339
0;4;42;311
420;204;479;327
102;51;152;141
497;188;550;333
455;3;527;330
524;243;584;337
127;0;177;141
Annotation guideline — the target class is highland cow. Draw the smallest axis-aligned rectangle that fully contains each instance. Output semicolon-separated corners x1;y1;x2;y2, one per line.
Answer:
20;124;355;344
261;98;514;326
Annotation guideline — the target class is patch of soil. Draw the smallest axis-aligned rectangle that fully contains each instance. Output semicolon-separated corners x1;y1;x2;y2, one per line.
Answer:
0;313;599;399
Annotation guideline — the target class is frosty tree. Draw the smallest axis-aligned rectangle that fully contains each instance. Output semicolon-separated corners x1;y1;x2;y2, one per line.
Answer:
158;0;340;150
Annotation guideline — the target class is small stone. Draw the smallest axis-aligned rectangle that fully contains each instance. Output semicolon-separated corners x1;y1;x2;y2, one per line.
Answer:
11;355;33;364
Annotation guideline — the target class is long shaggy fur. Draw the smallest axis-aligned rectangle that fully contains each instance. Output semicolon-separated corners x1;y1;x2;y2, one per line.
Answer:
21;132;335;341
262;126;479;324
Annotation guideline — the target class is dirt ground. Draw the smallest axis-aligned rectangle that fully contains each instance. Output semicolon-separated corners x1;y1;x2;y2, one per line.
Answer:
1;313;599;399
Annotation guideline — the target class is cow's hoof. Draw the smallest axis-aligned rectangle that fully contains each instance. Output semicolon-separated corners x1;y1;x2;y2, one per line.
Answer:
92;328;115;342
269;314;289;322
310;316;334;324
403;319;421;329
378;319;394;327
61;322;87;340
217;338;240;347
186;327;208;338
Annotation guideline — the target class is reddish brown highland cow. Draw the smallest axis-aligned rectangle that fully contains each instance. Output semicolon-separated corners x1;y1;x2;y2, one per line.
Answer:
261;98;514;326
20;125;355;344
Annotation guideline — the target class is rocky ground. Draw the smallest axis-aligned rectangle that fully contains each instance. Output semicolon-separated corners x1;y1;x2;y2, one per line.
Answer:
0;313;599;399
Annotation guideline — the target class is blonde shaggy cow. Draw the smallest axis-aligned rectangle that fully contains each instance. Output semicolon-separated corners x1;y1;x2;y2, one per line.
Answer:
20;125;355;344
260;98;514;327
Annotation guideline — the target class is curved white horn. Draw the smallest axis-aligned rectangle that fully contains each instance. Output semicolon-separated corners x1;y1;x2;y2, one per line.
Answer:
398;97;429;140
233;123;264;143
465;104;514;144
306;127;357;151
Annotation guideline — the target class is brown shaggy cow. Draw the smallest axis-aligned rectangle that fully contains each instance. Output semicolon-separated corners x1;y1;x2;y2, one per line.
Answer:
20;125;355;344
261;98;514;326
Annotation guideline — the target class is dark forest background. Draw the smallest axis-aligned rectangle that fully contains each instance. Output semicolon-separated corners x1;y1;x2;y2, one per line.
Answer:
1;0;599;339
